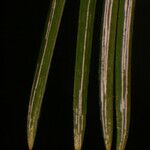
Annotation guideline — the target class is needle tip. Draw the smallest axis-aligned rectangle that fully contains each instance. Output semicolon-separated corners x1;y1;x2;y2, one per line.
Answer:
27;127;34;150
74;133;82;150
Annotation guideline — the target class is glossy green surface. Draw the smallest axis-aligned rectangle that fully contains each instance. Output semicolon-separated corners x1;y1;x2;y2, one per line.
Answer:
73;0;97;149
27;1;65;149
99;1;119;149
115;0;135;149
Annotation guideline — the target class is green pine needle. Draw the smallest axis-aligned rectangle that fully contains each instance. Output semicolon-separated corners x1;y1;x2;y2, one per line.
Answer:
27;1;65;149
73;0;97;149
99;1;119;149
115;0;135;149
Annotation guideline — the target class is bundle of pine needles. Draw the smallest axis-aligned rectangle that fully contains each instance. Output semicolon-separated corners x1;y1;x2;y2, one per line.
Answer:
27;0;135;149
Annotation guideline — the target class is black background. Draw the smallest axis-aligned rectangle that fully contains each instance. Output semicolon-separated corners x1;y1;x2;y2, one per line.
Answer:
0;0;150;149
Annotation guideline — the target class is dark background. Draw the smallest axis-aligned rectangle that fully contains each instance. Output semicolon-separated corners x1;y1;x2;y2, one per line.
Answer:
0;0;150;149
